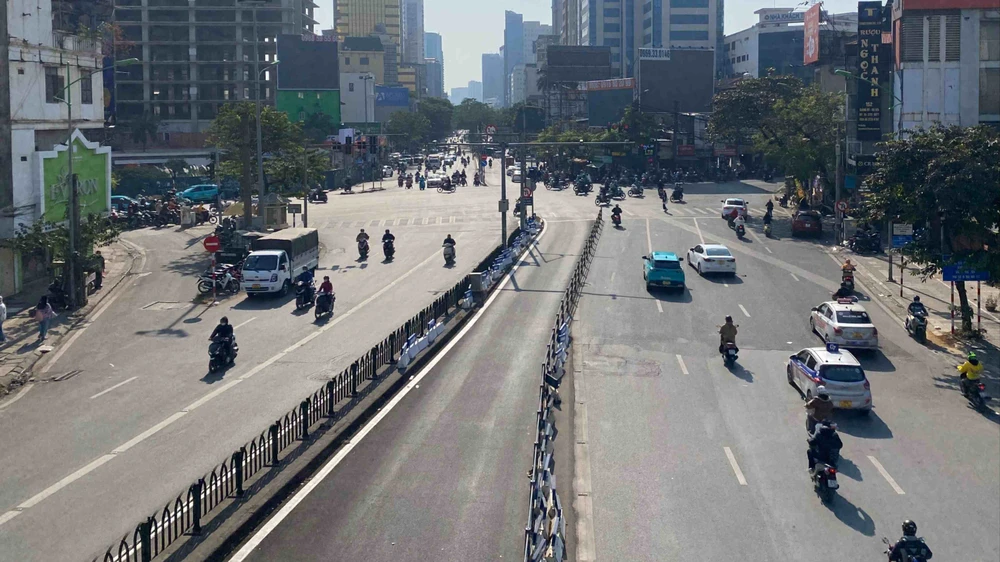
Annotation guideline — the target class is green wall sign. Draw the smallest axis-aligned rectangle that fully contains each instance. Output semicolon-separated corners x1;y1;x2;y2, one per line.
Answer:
39;130;111;224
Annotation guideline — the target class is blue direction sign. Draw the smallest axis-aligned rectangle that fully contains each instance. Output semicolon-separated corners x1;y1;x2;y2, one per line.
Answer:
942;263;991;282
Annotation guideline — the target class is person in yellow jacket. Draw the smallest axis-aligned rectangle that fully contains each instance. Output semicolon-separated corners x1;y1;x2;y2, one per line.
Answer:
957;352;984;397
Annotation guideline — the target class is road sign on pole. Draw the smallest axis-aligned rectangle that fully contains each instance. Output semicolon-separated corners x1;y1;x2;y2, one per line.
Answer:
486;124;497;135
836;200;849;213
942;263;991;282
521;184;534;206
890;223;913;248
203;234;221;253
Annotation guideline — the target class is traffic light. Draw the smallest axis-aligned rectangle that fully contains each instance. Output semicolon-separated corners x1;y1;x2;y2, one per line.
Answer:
344;136;352;154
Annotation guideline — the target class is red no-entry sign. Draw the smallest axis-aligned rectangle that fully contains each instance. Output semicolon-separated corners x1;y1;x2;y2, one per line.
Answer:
203;234;221;253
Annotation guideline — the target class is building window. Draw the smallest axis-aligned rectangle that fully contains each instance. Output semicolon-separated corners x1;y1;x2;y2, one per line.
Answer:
670;29;709;41
670;0;708;7
981;20;1000;61
45;66;64;103
360;57;370;65
604;22;621;33
299;111;306;121
80;73;93;104
605;38;621;47
672;14;709;24
345;57;351;65
643;2;652;13
981;68;1000;117
604;8;621;17
298;92;304;99
349;82;355;92
643;18;652;30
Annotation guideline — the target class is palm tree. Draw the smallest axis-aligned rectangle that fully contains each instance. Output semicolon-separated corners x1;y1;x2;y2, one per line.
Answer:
129;112;160;151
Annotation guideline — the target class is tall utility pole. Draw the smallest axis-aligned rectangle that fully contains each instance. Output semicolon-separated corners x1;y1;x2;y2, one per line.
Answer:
64;63;80;309
500;142;509;248
672;100;679;170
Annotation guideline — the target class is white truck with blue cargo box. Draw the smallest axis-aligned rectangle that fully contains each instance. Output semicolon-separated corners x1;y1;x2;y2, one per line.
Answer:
240;228;320;297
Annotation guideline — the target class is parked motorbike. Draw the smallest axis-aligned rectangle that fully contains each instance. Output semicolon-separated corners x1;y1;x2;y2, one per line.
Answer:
722;342;739;368
443;242;456;266
315;291;335;319
295;281;315;310
208;336;238;373
308;189;328;203
358;239;370;260
383;240;395;261
905;311;927;342
198;270;239;295
627;184;644;198
849;232;881;253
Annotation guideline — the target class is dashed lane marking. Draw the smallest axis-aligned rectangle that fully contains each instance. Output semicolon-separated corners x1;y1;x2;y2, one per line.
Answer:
676;355;689;375
868;455;905;495
89;377;138;400
724;447;748;486
739;304;751;318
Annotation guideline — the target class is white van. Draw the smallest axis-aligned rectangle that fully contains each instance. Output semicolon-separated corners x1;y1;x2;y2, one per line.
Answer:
241;228;320;297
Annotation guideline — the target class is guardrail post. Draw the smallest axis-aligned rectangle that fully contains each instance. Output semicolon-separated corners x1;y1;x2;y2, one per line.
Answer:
299;400;310;440
190;481;203;535
139;517;153;562
269;423;279;466
233;448;245;497
325;381;335;418
351;362;359;395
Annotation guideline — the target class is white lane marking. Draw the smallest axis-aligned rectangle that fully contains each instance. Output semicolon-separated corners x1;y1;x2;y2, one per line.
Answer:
573;351;597;562
790;273;800;282
0;383;34;411
738;304;751;318
623;208;636;216
724;447;748;486
234;317;257;329
646;219;664;313
40;283;131;374
449;216;455;223
89;377;138;400
868;455;905;495
692;217;705;245
747;229;773;254
0;511;20;525
723;281;729;288
17;454;116;509
676;355;689;375
0;241;458;520
655;300;664;313
693;208;708;215
228;220;550;562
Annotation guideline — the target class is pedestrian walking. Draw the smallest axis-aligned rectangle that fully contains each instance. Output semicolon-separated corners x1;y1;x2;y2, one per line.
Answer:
0;296;7;343
92;250;106;290
34;296;55;341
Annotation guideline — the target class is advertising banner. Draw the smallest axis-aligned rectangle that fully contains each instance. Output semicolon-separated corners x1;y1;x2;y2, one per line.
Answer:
375;86;410;107
585;78;636;91
277;34;339;90
803;4;821;65
39;130;111;224
856;1;886;141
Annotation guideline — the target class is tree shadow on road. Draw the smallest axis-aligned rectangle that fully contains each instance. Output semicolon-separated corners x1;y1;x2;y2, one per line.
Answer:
835;409;893;439
826;493;876;536
163;252;211;277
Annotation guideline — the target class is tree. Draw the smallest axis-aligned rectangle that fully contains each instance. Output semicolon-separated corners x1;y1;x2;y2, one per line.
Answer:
302;112;337;144
708;74;803;146
384;111;431;153
205;102;304;225
265;147;329;195
452;99;500;133
862;126;1000;333
163;158;189;190
129;112;160;151
417;97;454;140
510;103;546;134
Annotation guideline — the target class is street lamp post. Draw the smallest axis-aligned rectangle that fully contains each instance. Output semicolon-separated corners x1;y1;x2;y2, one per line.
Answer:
56;57;139;308
360;74;374;191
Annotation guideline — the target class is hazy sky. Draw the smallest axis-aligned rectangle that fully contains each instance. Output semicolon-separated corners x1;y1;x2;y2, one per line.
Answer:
312;0;865;92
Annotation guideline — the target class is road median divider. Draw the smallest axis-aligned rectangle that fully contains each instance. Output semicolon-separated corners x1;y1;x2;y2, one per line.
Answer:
91;219;546;562
523;210;603;562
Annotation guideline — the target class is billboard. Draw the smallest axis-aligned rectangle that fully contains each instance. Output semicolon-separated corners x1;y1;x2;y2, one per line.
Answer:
637;50;714;114
545;46;614;83
856;1;885;141
375;86;409;107
760;11;804;23
803;4;821;65
38;130;111;224
102;56;116;126
276;34;339;90
585;78;635;91
638;48;670;60
587;79;634;127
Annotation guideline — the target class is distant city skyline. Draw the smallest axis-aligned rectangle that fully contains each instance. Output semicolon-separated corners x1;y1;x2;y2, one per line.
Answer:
312;0;868;92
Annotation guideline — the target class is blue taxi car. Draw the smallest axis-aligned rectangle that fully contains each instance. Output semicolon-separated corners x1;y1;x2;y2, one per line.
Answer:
642;252;685;290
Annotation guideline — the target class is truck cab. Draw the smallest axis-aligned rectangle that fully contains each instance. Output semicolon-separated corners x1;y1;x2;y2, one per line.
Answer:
241;228;319;297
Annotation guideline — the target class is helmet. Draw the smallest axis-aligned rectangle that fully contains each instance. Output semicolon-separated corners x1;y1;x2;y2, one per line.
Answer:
385;229;390;233
817;386;829;400
912;296;920;302
968;352;977;360
220;316;229;325
360;228;365;233
902;520;917;536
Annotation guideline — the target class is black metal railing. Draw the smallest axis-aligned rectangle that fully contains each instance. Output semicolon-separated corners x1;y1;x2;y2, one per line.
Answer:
523;210;604;562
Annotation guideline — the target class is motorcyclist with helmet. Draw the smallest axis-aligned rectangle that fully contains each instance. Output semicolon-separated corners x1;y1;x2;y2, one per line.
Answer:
957;352;984;397
886;520;933;561
807;420;842;472
611;204;623;225
805;385;835;433
907;295;928;317
719;316;738;354
209;316;236;361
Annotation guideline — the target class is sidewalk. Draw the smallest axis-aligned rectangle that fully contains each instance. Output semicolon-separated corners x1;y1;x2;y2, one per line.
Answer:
828;246;1000;392
0;241;141;401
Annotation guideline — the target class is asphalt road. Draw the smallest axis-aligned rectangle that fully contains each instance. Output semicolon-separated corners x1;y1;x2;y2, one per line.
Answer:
228;217;592;562
0;163;521;562
570;186;1000;561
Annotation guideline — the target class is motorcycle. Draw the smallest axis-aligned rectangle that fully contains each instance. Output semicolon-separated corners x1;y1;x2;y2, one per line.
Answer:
841;271;855;292
722;341;739;368
612;212;622;228
358;238;370;260
811;462;839;503
670;187;684;202
960;374;991;412
406;177;413;188
443;242;456;266
595;192;611;207
736;223;746;240
208;336;238;373
611;186;626;201
849;232;881;253
198;270;239;295
308;189;328;203
398;176;405;188
383;240;395;260
627;184;643;198
905;311;927;342
315;291;335;319
763;222;773;237
295;281;315;310
47;279;69;310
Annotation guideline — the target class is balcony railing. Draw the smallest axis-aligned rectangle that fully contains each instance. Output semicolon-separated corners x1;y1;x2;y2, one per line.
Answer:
53;30;101;55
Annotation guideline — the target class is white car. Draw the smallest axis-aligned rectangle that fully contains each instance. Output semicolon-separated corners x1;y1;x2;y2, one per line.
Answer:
512;172;523;184
810;299;879;349
686;244;736;276
381;166;393;178
507;165;518;177
721;198;748;219
787;343;873;412
426;174;442;188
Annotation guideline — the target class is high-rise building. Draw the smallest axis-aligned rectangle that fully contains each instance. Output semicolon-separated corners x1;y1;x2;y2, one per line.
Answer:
113;0;318;141
334;0;401;84
425;58;444;98
467;80;483;102
561;0;580;45
503;11;524;107
450;86;470;104
640;0;724;74
401;0;425;64
523;22;552;65
482;53;504;105
580;0;630;75
424;32;443;61
552;0;564;40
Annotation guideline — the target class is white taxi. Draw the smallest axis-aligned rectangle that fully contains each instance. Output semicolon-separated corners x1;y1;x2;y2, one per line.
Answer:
721;198;748;219
810;298;879;349
787;343;872;412
686;244;737;276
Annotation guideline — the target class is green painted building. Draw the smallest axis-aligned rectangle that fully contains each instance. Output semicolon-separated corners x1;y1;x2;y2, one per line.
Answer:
276;90;342;125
